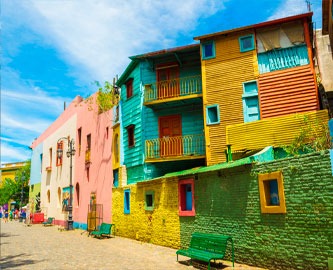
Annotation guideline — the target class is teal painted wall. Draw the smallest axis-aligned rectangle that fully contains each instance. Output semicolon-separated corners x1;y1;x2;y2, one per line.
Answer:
121;64;145;174
180;151;333;270
144;103;204;139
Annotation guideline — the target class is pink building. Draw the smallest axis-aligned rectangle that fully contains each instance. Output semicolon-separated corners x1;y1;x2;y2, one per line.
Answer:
32;94;113;230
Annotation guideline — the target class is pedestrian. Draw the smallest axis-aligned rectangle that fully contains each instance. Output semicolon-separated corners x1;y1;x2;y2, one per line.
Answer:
4;210;9;223
9;210;13;221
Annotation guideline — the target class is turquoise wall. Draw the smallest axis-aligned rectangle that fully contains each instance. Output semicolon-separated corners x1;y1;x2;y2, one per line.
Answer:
121;64;145;173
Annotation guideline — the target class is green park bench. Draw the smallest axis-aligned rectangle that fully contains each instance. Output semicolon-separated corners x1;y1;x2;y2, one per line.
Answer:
176;232;234;270
90;222;115;239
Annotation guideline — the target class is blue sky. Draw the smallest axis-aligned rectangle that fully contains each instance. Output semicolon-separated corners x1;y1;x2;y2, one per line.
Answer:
1;0;322;164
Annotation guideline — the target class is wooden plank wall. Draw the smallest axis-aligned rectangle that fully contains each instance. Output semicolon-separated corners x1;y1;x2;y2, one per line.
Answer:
226;110;329;151
202;30;258;165
259;65;319;119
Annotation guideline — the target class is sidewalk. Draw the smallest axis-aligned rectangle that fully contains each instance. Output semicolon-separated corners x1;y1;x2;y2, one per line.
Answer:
0;220;266;270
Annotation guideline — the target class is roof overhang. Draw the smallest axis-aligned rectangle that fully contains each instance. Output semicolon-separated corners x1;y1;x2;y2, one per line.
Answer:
194;12;313;41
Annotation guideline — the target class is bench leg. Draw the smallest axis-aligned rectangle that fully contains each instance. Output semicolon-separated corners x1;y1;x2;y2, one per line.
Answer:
208;261;211;270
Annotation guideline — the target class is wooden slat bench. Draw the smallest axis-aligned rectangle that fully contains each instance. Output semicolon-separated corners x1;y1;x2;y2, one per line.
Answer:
90;223;115;239
176;232;234;269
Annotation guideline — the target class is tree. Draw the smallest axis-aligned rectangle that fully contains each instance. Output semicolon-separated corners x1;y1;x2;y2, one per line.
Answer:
0;161;31;207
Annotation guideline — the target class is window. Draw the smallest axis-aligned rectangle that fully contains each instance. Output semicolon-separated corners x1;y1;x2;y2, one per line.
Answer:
258;171;286;214
113;169;119;188
56;142;63;166
239;34;255;52
124;189;130;214
75;183;80;207
206;105;220;125
78;128;82;155
145;191;154;211
46;148;52;171
126;125;135;147
40;154;43;173
47;190;51;203
242;81;260;123
106;127;109;139
114;134;119;164
201;41;216;60
178;179;195;216
57;187;61;207
86;134;91;164
126;79;133;99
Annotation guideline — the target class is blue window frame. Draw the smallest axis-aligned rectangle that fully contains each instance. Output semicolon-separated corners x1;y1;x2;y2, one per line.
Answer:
201;41;216;60
239;34;255;52
242;81;260;123
124;189;130;214
206;104;220;125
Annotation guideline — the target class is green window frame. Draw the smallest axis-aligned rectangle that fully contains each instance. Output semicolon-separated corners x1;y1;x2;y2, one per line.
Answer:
201;41;216;60
206;104;220;125
239;34;255;52
145;191;154;211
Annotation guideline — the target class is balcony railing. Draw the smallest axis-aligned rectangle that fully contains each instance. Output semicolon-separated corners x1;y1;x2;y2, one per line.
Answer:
145;134;205;161
144;75;202;103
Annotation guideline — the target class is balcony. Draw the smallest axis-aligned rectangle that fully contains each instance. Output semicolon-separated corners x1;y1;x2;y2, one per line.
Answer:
45;166;52;172
145;134;205;162
144;75;202;105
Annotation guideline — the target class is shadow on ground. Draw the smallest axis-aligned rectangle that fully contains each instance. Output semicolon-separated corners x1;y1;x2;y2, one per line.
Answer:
178;259;230;269
0;254;42;269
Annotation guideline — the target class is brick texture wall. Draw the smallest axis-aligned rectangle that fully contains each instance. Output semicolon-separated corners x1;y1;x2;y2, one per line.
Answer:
112;178;181;248
111;151;333;269
180;151;333;270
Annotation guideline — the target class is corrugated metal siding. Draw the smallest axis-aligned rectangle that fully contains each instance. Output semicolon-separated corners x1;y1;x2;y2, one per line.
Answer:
226;110;329;151
259;65;318;119
203;31;258;165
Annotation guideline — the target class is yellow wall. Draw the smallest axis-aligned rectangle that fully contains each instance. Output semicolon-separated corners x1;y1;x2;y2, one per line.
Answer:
112;177;181;249
112;124;120;169
0;162;27;187
226;110;329;151
202;30;259;165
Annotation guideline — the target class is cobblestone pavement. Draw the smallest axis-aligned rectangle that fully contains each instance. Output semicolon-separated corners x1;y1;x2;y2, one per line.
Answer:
0;220;267;270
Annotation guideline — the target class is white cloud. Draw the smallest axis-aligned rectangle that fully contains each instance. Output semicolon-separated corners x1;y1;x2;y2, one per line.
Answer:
268;0;309;21
1;144;31;165
20;0;226;82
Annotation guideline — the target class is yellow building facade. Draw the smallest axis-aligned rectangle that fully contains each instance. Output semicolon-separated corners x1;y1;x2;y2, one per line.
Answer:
112;177;181;248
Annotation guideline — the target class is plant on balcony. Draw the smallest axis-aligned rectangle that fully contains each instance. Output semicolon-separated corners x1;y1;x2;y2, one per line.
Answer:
283;115;331;156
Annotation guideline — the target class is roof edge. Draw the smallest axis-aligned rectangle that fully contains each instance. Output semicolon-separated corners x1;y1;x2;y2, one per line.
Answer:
194;12;313;41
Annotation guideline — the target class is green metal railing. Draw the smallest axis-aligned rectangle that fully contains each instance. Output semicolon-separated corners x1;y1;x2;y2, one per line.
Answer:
144;75;202;103
145;134;205;160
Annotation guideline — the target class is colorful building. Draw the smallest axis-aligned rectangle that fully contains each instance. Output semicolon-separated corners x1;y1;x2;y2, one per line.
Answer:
111;12;332;270
30;94;113;228
194;12;320;165
115;44;205;185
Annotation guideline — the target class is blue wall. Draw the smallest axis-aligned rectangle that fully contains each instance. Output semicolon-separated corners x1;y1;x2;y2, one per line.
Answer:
30;143;43;185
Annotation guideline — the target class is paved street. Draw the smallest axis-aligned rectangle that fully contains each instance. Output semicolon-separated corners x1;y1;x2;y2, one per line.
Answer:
0;220;266;270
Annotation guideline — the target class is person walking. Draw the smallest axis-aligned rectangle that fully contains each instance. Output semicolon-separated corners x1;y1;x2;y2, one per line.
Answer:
4;209;9;223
